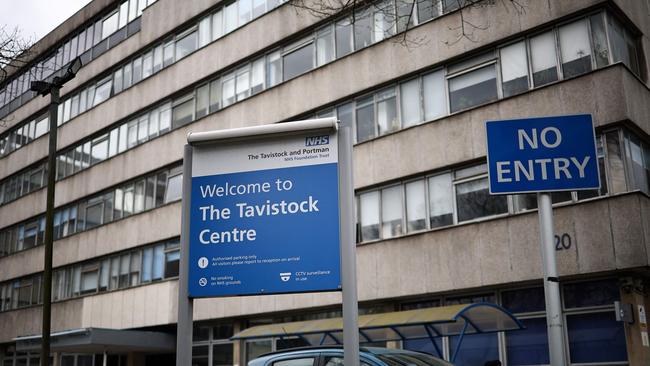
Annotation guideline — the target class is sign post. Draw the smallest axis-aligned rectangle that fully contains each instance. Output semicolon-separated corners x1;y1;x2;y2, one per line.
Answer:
177;117;358;366
486;114;600;366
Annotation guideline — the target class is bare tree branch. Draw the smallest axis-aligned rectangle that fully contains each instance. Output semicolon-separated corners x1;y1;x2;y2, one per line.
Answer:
0;25;35;127
286;0;528;49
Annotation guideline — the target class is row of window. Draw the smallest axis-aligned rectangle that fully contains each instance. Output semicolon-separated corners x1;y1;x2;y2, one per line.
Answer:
193;324;236;366
401;279;625;366
0;0;291;160
2;352;125;366
0;113;49;157
0;237;179;313
238;279;624;366
0;164;183;257
50;0;292;128
55;102;173;180
0;0;463;160
11;8;634;191
0;279;624;365
326;11;640;143
0;11;646;252
356;128;649;243
0;101;173;206
0;163;47;206
0;0;154;117
1;352;43;366
1;127;648;263
1;7;640;194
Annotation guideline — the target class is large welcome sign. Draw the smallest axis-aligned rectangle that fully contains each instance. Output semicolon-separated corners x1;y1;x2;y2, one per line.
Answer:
187;120;341;297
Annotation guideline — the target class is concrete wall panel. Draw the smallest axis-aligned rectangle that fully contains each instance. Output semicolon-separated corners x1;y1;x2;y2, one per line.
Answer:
610;194;648;268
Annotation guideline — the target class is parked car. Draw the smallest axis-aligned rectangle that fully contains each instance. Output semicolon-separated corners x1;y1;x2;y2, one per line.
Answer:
248;346;454;366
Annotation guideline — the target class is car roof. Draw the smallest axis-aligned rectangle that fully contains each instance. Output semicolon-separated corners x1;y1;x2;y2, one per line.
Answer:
248;346;447;366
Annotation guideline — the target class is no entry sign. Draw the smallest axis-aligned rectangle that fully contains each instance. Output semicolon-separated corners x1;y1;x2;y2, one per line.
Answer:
486;114;600;194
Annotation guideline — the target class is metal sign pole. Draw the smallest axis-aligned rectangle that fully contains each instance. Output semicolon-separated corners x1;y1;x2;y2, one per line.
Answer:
537;192;567;365
176;145;194;366
338;119;360;366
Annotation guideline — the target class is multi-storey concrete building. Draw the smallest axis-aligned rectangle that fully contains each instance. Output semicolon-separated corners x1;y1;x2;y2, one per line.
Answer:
0;0;649;365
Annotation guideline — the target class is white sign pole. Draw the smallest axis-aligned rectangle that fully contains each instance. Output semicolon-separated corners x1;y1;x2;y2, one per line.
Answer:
338;118;360;366
537;192;567;365
177;144;194;366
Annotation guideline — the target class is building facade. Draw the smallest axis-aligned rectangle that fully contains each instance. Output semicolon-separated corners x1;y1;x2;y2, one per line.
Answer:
0;0;649;365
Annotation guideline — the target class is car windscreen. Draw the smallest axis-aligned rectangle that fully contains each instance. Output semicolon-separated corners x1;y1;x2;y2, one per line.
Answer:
375;353;453;366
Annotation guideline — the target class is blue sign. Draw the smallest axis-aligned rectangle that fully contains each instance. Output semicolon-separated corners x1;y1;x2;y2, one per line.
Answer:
486;114;600;194
188;132;341;297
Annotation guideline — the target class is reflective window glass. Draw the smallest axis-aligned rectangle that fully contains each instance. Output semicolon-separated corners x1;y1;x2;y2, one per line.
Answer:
102;12;119;39
236;67;251;101
405;180;426;232
355;96;375;142
381;185;403;238
448;332;498;366
142;247;153;282
225;2;238;33
400;79;421;128
143;51;153;78
590;14;609;68
335;17;353;57
113;68;123;94
354;9;372;50
377;2;397;43
132;56;143;83
501;287;545;313
266;50;282;87
119;1;129;28
163;41;175;67
283;42;314;81
93;80;112;106
91;136;109;164
563;279;620;309
428;173;453;228
456;177;507;222
396;0;413;33
153;44;163;72
137;116;148;143
123;62;132;89
165;174;183;203
316;26;334;66
222;74;236;107
530;31;559;86
172;97;194;128
422;70;445;120
134;180;145;213
159;103;172;132
239;0;252;25
448;64;498;113
212;10;224;40
251;58;265;94
252;0;265;18
500;41;529;97
85;200;104;229
359;191;380;241
199;16;211;48
559;20;592;78
376;88;398;135
506;317;549;365
567;312;627;363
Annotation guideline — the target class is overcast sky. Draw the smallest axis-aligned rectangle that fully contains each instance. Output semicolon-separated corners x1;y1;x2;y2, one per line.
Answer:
1;0;93;44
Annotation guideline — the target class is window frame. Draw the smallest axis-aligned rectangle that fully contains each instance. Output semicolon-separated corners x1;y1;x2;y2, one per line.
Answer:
446;57;501;114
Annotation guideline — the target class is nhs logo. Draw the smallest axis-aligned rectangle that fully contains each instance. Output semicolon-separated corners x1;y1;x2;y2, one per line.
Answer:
305;135;329;146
